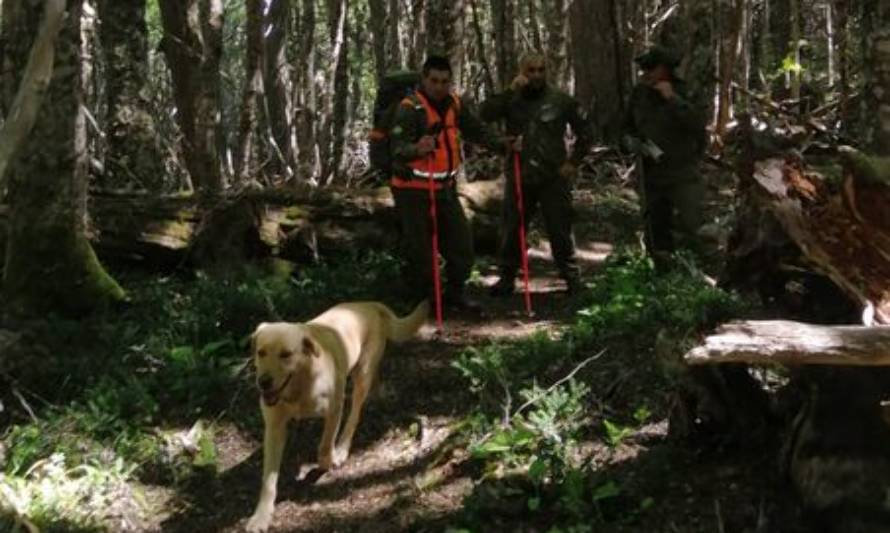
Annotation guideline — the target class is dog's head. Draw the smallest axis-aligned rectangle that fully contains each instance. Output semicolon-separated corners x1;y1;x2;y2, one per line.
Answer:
250;322;319;406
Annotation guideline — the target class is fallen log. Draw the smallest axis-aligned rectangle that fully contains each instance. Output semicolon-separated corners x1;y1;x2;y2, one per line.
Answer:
685;320;890;366
0;179;504;269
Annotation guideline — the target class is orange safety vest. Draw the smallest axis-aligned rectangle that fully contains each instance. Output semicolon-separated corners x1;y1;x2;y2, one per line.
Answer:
392;91;462;190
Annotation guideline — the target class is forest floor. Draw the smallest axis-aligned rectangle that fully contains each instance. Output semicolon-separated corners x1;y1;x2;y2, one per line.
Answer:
147;168;809;533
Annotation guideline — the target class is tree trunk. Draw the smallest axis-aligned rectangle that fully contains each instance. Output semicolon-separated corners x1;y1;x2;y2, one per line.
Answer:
158;0;225;196
543;0;567;87
425;0;464;85
97;0;165;191
715;0;746;140
387;0;402;69
468;0;495;95
369;0;389;80
236;0;264;182
407;0;426;68
570;0;629;141
527;0;543;52
295;0;317;181
3;0;125;316
319;0;349;184
834;0;850;125
264;0;294;179
865;2;890;155
490;0;516;89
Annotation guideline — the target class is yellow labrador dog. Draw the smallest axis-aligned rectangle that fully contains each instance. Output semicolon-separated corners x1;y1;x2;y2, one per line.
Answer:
245;300;428;532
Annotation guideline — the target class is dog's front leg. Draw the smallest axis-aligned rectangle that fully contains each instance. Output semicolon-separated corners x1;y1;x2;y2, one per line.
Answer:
246;415;288;533
317;387;345;470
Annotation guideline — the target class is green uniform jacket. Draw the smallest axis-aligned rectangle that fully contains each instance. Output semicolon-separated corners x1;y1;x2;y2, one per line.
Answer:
623;79;707;179
389;91;503;179
479;86;594;182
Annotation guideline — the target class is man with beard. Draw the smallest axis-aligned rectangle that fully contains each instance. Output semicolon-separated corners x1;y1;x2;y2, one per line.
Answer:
481;53;594;296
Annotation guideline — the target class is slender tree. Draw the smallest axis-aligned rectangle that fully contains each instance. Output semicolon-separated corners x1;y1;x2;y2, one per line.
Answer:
236;0;264;181
158;0;225;195
264;0;294;177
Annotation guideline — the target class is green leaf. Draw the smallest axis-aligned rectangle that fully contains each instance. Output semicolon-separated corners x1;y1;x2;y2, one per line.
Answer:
592;481;621;502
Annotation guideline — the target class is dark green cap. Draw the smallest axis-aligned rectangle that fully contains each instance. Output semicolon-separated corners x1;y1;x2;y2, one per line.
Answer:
634;46;680;70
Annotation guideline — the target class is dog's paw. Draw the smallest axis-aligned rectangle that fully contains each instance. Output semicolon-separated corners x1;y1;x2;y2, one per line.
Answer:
332;446;350;467
245;512;272;532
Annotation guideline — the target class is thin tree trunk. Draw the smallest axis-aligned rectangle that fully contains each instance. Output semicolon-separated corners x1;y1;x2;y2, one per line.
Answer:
296;0;317;180
387;0;403;68
264;0;294;179
3;0;125;315
236;0;264;182
715;0;746;139
369;0;388;79
331;0;350;183
790;0;800;112
318;0;348;184
835;0;849;124
158;0;225;196
528;0;543;52
491;0;517;88
864;1;890;155
543;0;567;87
468;0;495;95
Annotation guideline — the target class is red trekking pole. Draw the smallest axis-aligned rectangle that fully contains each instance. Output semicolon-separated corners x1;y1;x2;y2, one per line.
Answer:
512;150;533;316
427;155;444;332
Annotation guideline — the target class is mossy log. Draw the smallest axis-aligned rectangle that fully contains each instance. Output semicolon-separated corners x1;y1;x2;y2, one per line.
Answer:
0;180;504;270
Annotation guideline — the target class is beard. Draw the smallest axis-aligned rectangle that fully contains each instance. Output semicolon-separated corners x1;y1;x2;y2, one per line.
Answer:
522;81;546;97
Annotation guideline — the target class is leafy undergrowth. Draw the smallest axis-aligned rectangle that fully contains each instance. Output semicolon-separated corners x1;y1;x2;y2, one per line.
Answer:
445;251;755;533
0;251;407;532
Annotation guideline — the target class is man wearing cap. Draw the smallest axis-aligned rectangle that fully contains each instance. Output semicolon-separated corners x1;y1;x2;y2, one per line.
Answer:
623;46;708;267
480;52;594;296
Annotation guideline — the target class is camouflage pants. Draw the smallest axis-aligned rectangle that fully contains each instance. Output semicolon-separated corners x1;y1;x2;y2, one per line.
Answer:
391;185;475;301
641;165;704;256
497;174;579;281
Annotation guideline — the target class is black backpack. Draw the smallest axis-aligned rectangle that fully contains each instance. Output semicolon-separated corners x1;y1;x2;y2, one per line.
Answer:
368;70;421;179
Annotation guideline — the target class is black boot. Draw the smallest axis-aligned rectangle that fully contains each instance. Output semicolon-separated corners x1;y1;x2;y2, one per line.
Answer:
444;288;482;312
564;275;583;295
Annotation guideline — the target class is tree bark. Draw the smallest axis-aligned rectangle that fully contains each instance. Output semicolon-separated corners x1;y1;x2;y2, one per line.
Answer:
468;0;495;95
0;0;65;194
543;0;567;87
236;0;264;182
425;0;464;85
369;0;389;80
264;0;294;178
318;0;349;184
864;2;890;155
687;320;890;366
570;0;629;141
3;0;125;316
158;0;225;196
295;0;317;181
490;0;516;88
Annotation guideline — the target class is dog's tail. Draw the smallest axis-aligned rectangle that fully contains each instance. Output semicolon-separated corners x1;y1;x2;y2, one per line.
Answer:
384;300;430;343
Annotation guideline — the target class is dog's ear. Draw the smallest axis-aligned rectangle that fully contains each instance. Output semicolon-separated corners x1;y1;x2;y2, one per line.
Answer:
301;336;319;358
